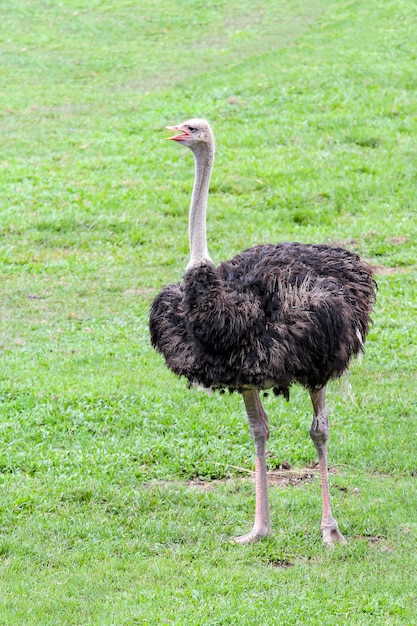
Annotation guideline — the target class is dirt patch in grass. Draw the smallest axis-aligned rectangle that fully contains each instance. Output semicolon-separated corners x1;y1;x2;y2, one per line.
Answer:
267;466;318;487
267;558;294;568
186;479;219;492
372;265;415;276
356;534;395;553
185;463;339;490
267;463;339;487
389;236;409;245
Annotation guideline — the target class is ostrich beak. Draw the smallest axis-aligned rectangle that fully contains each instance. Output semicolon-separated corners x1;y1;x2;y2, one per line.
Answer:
165;125;189;142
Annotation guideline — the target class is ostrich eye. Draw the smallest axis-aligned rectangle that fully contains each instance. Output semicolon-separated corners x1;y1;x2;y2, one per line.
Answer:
188;126;197;133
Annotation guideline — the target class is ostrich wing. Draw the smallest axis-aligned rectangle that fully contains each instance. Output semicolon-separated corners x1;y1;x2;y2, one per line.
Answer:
183;262;263;352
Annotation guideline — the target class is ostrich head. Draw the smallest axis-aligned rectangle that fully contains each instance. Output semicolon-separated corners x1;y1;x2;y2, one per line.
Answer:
166;119;214;155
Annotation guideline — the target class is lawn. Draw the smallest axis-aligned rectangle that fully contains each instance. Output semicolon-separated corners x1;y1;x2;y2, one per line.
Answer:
1;0;417;623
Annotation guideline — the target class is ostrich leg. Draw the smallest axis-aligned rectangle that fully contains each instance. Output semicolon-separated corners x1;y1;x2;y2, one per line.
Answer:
234;389;271;544
309;387;347;546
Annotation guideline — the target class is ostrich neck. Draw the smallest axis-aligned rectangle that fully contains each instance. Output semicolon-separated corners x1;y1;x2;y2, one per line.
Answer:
187;145;214;270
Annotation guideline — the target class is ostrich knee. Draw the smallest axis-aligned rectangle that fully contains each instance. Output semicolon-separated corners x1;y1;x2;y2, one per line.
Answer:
309;387;329;454
244;392;269;452
309;412;329;454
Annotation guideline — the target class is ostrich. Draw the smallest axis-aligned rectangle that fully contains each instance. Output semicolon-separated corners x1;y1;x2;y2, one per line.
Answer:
150;119;376;545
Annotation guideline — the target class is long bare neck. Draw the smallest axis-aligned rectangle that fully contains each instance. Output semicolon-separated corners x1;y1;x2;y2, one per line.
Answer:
187;143;214;270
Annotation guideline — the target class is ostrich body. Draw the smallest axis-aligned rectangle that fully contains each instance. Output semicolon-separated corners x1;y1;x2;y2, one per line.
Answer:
150;119;376;545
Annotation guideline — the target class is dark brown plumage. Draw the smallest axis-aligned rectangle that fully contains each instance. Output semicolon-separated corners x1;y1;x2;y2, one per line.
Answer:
150;119;376;545
151;242;374;395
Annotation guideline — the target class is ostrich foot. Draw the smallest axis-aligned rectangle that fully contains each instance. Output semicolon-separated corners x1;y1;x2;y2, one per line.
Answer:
322;521;347;547
233;525;271;545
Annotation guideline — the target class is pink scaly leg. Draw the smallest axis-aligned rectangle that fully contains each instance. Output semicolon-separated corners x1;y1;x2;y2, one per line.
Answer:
234;389;271;544
309;386;347;546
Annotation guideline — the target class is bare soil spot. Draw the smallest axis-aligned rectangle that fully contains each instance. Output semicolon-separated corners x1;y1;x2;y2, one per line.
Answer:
268;463;338;487
331;237;358;248
147;465;340;493
372;265;414;276
356;534;395;553
187;479;217;492
389;236;409;245
186;463;340;490
267;467;317;487
267;558;294;568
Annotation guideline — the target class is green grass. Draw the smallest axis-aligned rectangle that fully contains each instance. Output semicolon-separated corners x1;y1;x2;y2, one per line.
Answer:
1;0;417;623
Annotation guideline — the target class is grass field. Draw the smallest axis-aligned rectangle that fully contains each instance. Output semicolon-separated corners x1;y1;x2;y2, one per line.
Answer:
1;0;417;623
